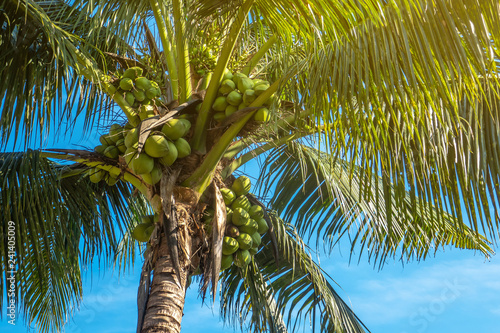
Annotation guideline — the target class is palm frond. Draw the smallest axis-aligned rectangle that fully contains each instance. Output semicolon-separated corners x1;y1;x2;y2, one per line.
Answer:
0;150;147;332
254;141;493;267
219;215;368;333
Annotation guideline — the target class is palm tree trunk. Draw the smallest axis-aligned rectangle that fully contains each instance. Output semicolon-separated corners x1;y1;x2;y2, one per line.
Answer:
141;230;190;333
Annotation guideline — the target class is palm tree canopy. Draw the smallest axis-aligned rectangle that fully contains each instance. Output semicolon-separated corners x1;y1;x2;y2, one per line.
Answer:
1;0;500;332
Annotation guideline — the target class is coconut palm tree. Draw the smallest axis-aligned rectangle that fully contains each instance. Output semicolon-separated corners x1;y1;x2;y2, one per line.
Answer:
1;0;500;332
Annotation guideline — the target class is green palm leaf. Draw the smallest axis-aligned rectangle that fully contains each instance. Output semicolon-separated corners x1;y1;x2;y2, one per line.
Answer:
254;141;493;266
219;214;368;333
0;150;148;332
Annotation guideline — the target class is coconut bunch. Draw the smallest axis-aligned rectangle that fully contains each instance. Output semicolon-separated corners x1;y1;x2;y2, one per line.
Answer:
202;176;269;270
210;69;274;123
108;67;162;114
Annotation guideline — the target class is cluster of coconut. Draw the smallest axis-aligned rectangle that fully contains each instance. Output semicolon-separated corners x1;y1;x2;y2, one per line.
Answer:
211;70;274;123
202;176;268;270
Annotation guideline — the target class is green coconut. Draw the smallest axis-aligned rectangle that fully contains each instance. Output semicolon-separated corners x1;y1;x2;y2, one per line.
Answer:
131;153;155;174
226;91;242;106
94;145;107;155
232;176;251;196
157;141;178;166
232;72;248;88
251;231;262;248
226;207;233;223
145;225;154;238
144;135;171;158
124;127;139;148
105;174;119;186
254;83;270;96
225;105;238;117
107;84;117;95
174;138;191;158
254;108;270;122
239;218;258;235
212;96;228;112
162;119;189;140
222;236;239;255
135;77;152;90
232;207;250;226
220;188;236;206
141;166;162;185
257;218;269;234
220;254;233;271
131;223;151;242
248;205;264;220
238;77;254;92
264;93;277;107
219;79;236;95
243;89;256;105
123;148;137;166
238;102;247;110
236;233;253;250
115;139;126;153
133;89;146;102
123;67;143;79
100;134;113;146
141;215;155;226
125;92;135;105
232;195;251;212
213;112;226;122
103;145;119;159
120;78;134;91
234;249;251;268
109;124;124;141
248;247;258;255
89;168;104;183
222;68;233;81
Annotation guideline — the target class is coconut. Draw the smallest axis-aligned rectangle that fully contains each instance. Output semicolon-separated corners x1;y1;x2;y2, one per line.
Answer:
222;236;239;255
124;127;139;148
254;83;270;96
125;92;135;105
213;112;226;122
257;218;269;234
157;141;178;166
225;105;238;117
141;215;155;225
234;249;251;268
133;89;146;102
94;145;107;155
105;174;119;186
236;233;253;250
123;148;137;166
226;91;242;106
232;176;251;196
219;79;236;95
221;188;236;206
238;102;246;110
131;223;151;242
89;168;104;183
179;119;191;133
251;232;262;247
232;72;248;88
243;89;256;105
226;224;240;238
212;96;228;112
237;77;254;92
141;166;162;185
238;218;258;235
135;77;152;90
174;138;191;158
226;207;233;223
103;146;119;159
131;153;155;174
264;93;277;106
232;195;251;212
254;107;270;122
222;68;233;81
220;254;233;271
232;207;250;226
162;119;189;140
248;205;264;220
123;67;143;79
100;134;113;146
115;139;126;153
144;135;172;158
107;84;117;95
120;78;134;91
248;247;258;255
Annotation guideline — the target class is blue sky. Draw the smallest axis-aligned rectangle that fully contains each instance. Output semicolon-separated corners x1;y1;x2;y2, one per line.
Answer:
2;96;500;333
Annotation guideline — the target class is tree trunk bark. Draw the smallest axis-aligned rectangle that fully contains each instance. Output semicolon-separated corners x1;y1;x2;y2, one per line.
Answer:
141;230;190;333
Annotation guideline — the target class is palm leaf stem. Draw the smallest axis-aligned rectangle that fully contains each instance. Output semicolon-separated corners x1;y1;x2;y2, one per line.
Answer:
172;0;192;102
241;35;278;76
149;0;178;101
191;0;255;152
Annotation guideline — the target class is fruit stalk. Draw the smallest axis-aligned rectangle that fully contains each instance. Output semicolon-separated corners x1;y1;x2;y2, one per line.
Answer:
172;0;192;103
